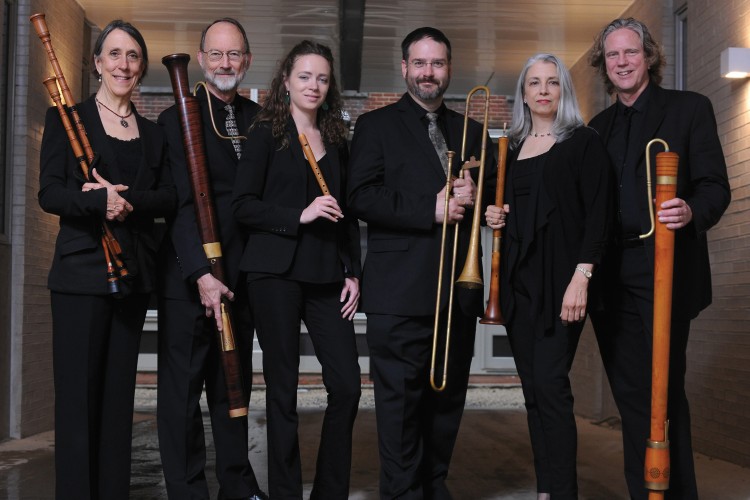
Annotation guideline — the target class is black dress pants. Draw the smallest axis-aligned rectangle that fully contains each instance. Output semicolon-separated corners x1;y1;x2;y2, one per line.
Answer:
506;291;583;499
52;291;149;500
157;294;260;499
591;246;697;500
248;278;361;500
366;309;476;500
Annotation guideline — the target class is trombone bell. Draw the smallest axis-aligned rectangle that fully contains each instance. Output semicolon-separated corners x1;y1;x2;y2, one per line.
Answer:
455;86;491;289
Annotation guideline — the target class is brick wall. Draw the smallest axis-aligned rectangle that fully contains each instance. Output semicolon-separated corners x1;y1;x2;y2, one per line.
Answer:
682;0;750;467
132;88;512;130
11;0;87;437
570;0;750;468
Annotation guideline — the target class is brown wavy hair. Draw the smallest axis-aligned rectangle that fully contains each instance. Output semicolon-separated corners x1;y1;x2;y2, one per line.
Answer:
253;40;347;149
589;17;665;95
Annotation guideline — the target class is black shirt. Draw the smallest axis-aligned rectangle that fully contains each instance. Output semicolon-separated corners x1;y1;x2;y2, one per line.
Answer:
107;135;142;186
606;85;651;236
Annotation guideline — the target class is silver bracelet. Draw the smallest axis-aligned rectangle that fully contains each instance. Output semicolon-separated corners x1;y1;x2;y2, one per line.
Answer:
576;266;592;279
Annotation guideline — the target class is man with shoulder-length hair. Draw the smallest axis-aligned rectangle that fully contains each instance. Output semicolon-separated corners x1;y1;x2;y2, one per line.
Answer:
588;17;730;500
348;26;496;499
157;18;266;500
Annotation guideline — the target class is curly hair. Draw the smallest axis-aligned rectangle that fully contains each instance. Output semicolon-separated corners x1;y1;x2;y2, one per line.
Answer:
589;17;665;95
253;40;347;149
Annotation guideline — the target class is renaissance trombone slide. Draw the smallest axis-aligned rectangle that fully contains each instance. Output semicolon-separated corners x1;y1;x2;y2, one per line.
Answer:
640;139;679;498
430;86;491;392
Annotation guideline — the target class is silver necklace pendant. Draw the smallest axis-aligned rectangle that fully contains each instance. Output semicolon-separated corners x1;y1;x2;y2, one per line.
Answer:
120;118;129;128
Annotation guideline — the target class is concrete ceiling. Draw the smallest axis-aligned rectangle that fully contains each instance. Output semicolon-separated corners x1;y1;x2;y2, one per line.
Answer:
75;0;633;96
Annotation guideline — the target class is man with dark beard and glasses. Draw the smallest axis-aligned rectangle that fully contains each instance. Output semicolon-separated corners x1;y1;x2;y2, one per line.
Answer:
157;18;266;500
347;27;496;499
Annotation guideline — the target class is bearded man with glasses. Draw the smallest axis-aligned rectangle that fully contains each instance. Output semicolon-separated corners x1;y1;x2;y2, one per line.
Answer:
348;26;496;499
157;18;267;500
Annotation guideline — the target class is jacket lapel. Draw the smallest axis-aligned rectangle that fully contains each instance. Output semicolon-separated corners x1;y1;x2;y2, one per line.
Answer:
79;97;121;184
632;85;668;171
444;110;466;176
597;104;618;147
288;119;311;191
132;108;159;188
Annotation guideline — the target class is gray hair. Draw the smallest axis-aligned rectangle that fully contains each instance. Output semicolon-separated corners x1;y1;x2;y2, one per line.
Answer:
508;53;584;149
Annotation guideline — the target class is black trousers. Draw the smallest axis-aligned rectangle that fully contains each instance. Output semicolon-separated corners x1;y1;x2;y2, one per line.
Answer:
506;292;583;499
51;291;148;500
157;294;260;499
248;278;361;500
366;309;476;500
590;246;697;500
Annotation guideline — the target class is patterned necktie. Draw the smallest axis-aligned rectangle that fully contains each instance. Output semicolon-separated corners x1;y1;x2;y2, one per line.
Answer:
225;104;242;159
426;112;449;176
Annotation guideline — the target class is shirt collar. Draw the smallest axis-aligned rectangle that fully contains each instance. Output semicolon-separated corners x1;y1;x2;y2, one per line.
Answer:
405;92;447;120
618;82;652;115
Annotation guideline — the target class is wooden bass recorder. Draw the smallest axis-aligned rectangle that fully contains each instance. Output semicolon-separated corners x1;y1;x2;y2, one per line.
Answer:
640;139;679;498
162;53;248;418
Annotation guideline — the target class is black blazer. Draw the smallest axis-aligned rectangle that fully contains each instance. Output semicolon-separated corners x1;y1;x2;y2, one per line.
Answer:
500;127;612;331
38;95;175;295
589;83;731;319
158;91;261;300
347;94;496;317
232;120;361;279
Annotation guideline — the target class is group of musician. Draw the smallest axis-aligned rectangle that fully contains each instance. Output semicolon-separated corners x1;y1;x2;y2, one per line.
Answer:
38;12;729;500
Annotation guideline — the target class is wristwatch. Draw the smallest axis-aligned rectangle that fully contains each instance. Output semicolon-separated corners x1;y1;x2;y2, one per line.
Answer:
576;266;593;279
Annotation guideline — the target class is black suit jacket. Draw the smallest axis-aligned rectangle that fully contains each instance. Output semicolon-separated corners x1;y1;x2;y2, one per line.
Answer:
501;127;612;332
232;120;361;279
347;94;496;317
39;95;175;295
158;91;261;300
589;83;730;319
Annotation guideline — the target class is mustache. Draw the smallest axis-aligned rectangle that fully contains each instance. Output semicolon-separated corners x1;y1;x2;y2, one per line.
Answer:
214;70;236;76
417;77;439;85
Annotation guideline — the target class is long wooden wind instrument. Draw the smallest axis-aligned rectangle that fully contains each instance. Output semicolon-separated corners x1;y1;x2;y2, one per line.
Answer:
641;139;679;498
480;127;508;325
162;53;247;418
31;13;129;295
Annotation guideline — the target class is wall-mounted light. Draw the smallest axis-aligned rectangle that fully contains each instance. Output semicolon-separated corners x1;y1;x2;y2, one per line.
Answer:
721;47;750;78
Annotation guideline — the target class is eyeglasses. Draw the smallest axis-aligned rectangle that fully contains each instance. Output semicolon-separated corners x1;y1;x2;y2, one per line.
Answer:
203;50;245;62
106;50;141;63
409;59;447;69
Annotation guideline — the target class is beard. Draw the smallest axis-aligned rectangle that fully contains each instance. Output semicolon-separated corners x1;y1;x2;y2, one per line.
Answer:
405;73;449;102
203;67;247;93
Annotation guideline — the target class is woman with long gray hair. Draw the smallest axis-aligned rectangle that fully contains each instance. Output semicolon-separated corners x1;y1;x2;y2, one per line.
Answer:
485;53;613;498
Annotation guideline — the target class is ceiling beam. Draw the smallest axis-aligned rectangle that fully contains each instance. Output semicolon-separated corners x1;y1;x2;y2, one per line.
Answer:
339;0;365;91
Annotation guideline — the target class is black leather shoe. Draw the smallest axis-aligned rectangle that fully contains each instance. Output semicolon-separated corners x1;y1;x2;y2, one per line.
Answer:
217;489;269;500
